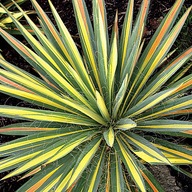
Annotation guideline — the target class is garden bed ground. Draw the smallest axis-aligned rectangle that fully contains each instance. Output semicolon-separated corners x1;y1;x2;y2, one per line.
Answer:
0;0;192;191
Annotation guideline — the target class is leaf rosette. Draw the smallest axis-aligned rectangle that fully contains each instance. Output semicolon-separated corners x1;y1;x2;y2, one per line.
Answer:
0;0;192;191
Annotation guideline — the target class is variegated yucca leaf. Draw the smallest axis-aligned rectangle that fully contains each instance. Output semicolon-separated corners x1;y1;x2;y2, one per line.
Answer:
0;0;192;191
0;0;35;34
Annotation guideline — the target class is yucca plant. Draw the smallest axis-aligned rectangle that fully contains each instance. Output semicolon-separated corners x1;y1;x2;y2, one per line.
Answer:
0;0;192;191
0;0;34;34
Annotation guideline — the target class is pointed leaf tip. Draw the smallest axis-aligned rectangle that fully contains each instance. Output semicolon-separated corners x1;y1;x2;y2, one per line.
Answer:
116;118;137;131
103;127;115;147
96;91;110;121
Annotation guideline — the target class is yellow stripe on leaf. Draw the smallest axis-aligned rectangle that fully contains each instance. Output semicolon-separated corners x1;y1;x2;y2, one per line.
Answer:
87;146;105;192
26;166;62;192
115;138;146;192
0;128;93;153
120;0;133;73
134;151;192;165
96;91;110;121
73;0;101;92
127;86;179;117
55;169;73;192
122;134;170;164
2;145;64;180
103;127;115;147
46;136;89;164
154;144;192;161
67;138;101;188
141;0;184;69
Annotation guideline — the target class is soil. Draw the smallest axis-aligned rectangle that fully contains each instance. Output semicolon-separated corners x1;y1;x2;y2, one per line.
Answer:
0;0;192;191
149;166;183;192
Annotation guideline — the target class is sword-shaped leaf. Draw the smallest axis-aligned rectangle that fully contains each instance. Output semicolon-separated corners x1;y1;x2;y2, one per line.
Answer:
135;151;192;165
0;58;50;87
135;47;192;103
83;145;105;192
121;132;170;164
2;131;95;180
72;0;102;93
0;68;106;124
153;139;192;162
137;95;192;121
127;1;191;107
66;137;102;190
137;120;192;132
32;0;95;96
0;10;96;109
17;152;77;192
110;151;125;192
112;75;128;118
0;122;62;135
96;91;110;121
0;106;97;126
125;87;179;117
168;74;192;97
119;0;134;76
0;84;70;112
0;148;42;174
93;0;109;91
107;27;118;110
0;127;96;157
114;137;146;192
167;63;192;86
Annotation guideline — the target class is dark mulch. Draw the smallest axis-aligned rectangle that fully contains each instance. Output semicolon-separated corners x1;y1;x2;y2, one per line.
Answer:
0;0;192;191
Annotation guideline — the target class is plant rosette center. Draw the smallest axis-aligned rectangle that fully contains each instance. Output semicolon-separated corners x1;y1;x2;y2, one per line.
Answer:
103;118;137;147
